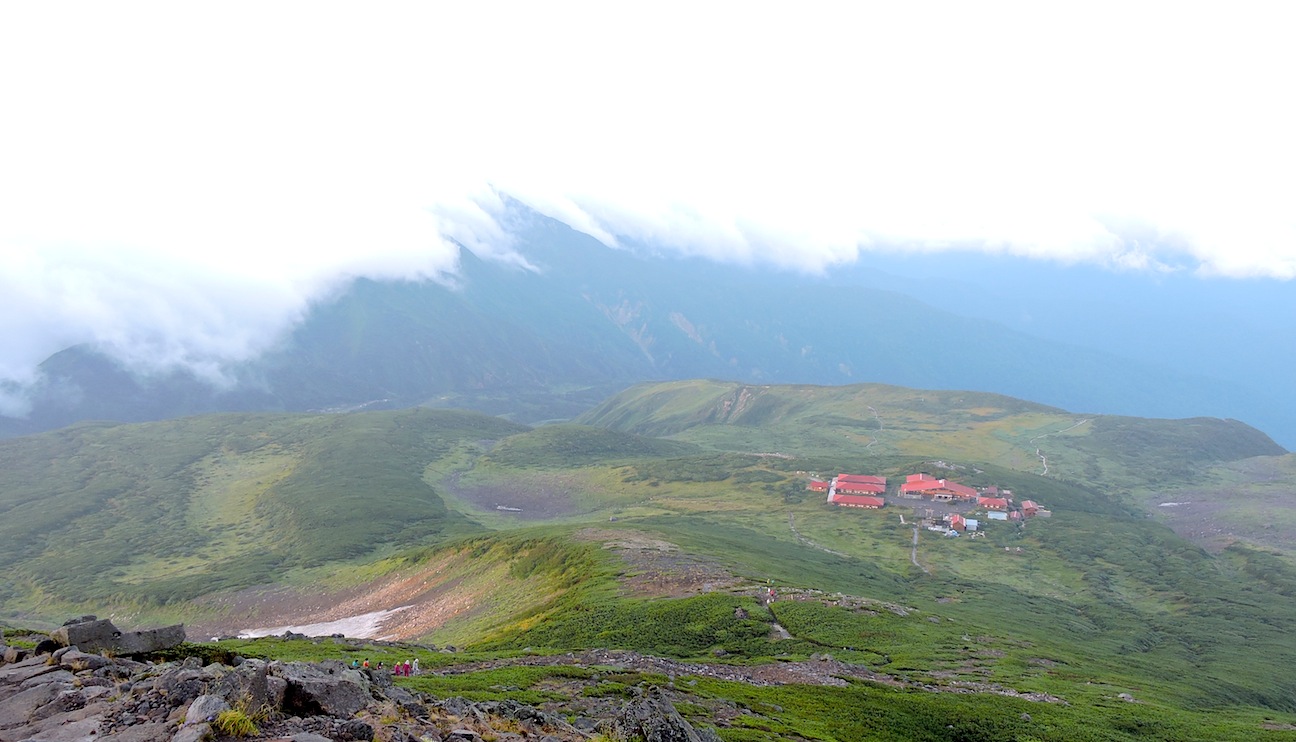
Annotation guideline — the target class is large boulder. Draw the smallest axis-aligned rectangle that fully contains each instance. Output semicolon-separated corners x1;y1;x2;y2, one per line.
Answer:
50;619;120;653
273;662;370;718
209;659;271;711
50;617;186;656
602;687;712;742
113;624;186;655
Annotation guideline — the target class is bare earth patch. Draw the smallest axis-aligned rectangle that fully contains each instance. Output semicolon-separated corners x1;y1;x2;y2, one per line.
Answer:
575;528;746;598
443;471;579;520
191;551;496;641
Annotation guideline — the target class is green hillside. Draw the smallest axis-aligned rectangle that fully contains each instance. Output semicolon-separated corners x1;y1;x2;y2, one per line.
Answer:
5;381;1296;738
578;380;1286;491
0;409;526;612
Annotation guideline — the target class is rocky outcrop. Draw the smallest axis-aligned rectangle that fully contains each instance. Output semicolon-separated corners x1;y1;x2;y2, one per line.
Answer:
50;616;185;657
603;687;722;742
0;631;720;742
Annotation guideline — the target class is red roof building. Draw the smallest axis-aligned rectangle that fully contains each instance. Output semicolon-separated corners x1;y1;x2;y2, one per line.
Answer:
807;479;830;492
948;513;966;531
978;497;1010;511
1021;500;1040;516
906;473;935;483
829;493;885;509
899;478;978;501
838;474;887;486
836;479;886;495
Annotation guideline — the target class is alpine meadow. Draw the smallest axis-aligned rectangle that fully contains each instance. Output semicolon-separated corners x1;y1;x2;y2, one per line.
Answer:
5;7;1296;737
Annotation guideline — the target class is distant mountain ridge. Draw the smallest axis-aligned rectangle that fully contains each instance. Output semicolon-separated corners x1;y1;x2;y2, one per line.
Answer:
1;204;1284;443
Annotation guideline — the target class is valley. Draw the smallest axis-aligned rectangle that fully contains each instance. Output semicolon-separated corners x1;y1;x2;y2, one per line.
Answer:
3;381;1296;739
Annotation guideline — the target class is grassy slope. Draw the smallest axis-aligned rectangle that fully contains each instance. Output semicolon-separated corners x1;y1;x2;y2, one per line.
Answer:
402;411;1296;714
0;408;527;615
5;382;1296;738
577;380;1285;482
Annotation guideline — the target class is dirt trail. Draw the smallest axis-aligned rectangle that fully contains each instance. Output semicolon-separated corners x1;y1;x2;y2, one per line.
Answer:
432;648;1066;703
911;527;930;574
1028;418;1090;476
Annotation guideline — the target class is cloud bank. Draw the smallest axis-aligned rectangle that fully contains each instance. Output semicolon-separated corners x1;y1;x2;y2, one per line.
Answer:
1;2;1293;411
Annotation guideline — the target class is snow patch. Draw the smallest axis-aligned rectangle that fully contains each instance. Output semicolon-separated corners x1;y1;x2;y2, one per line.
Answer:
238;606;411;640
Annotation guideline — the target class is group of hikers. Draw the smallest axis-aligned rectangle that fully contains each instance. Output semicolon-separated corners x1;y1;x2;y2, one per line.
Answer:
351;657;419;676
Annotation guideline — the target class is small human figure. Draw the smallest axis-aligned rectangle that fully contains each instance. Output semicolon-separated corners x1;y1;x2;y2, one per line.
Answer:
362;658;370;669
412;658;419;675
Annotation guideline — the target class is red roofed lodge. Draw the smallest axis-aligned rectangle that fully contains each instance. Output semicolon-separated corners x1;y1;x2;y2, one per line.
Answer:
838;473;887;486
828;493;886;509
899;477;978;501
834;473;886;492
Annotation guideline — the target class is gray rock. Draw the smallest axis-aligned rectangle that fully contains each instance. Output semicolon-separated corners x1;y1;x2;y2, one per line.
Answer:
274;662;370;718
51;618;186;656
171;721;213;742
0;682;63;730
338;718;375;740
1;656;57;684
31;688;89;721
603;687;709;742
185;694;230;725
163;677;207;708
15;714;103;741
209;659;270;710
287;734;334;742
3;646;28;664
20;669;75;689
695;727;724;742
113;624;187;656
51;619;122;653
100;721;171;741
58;649;112;672
439;696;474;718
266;676;288;708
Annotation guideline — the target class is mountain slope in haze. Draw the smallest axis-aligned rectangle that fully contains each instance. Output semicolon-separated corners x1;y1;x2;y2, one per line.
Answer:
2;204;1285;445
845;250;1296;447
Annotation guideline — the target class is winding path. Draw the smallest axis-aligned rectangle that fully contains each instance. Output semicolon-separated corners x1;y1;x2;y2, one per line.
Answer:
910;527;930;574
1027;418;1090;476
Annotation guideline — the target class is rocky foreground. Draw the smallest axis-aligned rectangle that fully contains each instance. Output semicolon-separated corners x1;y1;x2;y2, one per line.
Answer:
0;620;720;742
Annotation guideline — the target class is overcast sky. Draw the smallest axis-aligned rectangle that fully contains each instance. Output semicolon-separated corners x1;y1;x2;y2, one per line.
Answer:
1;2;1293;413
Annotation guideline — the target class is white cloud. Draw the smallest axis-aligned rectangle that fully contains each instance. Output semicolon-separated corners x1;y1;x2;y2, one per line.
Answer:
1;1;1293;404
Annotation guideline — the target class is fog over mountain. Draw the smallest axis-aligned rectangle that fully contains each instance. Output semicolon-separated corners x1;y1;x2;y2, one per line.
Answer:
2;4;1293;441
